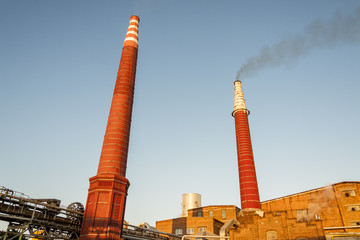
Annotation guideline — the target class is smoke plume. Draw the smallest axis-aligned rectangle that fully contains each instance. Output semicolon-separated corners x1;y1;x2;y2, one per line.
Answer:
306;186;335;222
236;7;360;80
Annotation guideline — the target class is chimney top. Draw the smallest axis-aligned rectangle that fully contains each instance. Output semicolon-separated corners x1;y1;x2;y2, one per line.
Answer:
124;16;140;48
232;80;249;116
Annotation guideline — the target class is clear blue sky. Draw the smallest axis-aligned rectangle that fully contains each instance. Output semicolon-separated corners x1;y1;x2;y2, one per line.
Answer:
1;0;360;227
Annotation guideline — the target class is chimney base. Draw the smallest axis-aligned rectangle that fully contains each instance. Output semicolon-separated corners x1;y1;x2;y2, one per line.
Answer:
80;174;130;240
239;209;264;218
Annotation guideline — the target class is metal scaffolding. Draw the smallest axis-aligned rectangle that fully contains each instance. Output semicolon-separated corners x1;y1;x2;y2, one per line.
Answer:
0;186;84;240
0;187;182;240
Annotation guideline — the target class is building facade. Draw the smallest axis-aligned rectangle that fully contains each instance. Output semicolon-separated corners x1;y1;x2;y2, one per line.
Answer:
156;182;360;240
157;205;240;235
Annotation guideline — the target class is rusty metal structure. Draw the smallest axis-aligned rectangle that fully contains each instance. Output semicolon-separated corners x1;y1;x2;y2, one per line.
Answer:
123;224;181;240
0;186;84;240
0;186;182;240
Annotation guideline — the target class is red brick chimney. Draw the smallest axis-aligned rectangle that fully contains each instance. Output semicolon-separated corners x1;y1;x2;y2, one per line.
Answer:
80;15;140;240
232;81;261;210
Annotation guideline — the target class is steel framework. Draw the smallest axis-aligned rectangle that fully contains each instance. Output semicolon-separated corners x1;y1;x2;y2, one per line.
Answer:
0;186;84;240
0;187;181;240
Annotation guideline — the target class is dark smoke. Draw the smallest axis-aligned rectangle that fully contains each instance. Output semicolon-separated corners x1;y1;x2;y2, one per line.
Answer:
236;7;360;80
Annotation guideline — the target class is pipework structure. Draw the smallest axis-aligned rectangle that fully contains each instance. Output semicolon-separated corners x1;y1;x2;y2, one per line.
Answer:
80;15;140;240
232;81;261;210
0;186;84;240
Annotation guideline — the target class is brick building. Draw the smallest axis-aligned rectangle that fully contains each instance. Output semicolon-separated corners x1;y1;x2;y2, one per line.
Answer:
156;181;360;240
157;205;240;235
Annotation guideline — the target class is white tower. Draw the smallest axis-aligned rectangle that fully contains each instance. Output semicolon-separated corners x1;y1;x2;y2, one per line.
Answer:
181;193;201;217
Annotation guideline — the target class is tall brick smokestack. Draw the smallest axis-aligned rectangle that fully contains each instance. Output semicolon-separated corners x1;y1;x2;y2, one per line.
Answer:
232;81;261;210
80;15;140;240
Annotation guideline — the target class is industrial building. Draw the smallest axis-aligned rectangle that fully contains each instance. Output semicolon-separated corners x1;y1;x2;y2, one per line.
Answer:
1;14;359;240
156;82;360;240
156;182;360;239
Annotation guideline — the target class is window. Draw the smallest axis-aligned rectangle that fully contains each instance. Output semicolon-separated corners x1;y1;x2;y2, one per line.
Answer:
347;205;360;212
197;211;203;217
175;229;183;235
342;189;356;197
209;210;213;218
221;209;226;219
187;228;194;234
266;230;278;240
297;210;308;222
198;227;206;232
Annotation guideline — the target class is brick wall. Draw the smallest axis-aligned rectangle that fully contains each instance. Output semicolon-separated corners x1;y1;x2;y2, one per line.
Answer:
156;182;360;239
156;219;174;234
261;182;360;234
230;211;325;240
188;205;240;223
334;182;360;229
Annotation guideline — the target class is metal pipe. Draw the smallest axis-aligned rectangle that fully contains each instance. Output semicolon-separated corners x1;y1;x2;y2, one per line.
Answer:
123;223;181;239
181;235;230;240
323;226;360;230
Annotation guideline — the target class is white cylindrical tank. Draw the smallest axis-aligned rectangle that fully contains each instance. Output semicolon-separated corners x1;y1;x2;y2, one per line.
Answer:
181;193;201;217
